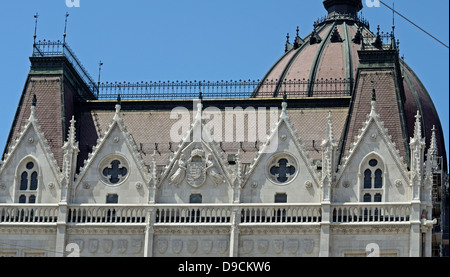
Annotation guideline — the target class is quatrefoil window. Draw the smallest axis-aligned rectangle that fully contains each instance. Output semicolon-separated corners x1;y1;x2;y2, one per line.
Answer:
99;156;129;186
266;154;298;185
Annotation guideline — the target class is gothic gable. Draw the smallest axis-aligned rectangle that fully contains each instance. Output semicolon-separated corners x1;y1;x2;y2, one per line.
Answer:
157;102;233;203
73;103;150;204
241;101;320;203
0;104;61;203
335;98;410;203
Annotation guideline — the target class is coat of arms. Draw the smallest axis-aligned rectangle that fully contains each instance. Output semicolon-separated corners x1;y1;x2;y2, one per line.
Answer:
186;148;207;188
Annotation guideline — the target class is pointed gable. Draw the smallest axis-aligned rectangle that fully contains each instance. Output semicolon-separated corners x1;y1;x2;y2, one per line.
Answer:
335;93;410;202
73;101;150;204
0;101;61;203
157;100;233;204
241;99;320;203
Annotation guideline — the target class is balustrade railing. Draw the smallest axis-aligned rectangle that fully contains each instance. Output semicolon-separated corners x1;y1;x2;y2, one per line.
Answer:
155;204;232;224
0;203;413;225
0;204;58;223
331;203;411;223
239;204;322;224
67;205;147;224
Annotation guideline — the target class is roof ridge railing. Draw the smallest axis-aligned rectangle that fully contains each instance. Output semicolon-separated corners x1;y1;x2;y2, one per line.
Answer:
32;40;99;95
31;40;352;101
96;78;353;100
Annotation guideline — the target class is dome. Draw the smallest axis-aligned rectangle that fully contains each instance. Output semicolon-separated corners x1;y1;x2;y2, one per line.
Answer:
253;0;447;169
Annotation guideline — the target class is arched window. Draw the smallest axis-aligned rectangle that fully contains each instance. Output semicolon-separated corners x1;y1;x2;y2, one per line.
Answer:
374;193;382;202
30;172;38;190
20;172;28;190
189;194;202;204
19;195;26;203
374;169;383;189
28;195;36;204
364;169;372;189
16;159;39;203
361;156;384;203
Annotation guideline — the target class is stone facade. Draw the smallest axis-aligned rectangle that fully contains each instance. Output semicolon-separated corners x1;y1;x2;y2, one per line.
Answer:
0;94;440;257
0;0;447;258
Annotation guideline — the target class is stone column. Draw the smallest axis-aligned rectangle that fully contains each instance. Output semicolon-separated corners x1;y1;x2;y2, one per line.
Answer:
144;207;155;257
410;201;421;257
319;202;331;257
54;202;68;257
229;207;240;257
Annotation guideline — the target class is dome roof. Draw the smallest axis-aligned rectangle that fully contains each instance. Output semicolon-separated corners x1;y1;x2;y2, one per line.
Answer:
253;0;447;169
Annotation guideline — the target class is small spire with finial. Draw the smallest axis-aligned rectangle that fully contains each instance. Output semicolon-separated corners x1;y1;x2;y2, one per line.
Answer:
63;12;69;44
369;82;377;117
280;90;288;119
285;32;293;52
32;94;37;107
33;13;39;45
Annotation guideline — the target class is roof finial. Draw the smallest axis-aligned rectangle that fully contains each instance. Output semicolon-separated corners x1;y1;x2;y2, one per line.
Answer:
369;83;378;117
117;93;122;105
280;91;288;119
285;32;293;52
293;26;304;49
63;12;69;44
413;111;422;140
32;94;37;107
33;13;39;45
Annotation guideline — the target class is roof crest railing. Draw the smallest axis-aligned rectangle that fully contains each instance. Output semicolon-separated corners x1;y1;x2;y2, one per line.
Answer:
32;40;99;95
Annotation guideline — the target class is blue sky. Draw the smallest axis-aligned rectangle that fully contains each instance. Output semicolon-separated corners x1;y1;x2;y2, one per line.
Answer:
0;0;448;169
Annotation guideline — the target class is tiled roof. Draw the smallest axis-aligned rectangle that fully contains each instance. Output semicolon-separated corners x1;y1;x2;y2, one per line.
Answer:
77;106;349;168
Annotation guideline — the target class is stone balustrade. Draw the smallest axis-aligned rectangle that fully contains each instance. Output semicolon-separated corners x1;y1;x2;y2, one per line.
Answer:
331;203;411;223
0;203;412;225
0;204;59;223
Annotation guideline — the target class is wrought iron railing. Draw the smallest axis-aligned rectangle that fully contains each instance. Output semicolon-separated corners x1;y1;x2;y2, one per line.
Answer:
32;40;99;95
31;41;352;100
96;78;352;100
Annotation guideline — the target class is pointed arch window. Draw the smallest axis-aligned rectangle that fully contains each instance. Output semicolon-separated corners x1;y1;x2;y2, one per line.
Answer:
16;159;39;203
360;157;384;203
363;169;372;189
374;169;383;189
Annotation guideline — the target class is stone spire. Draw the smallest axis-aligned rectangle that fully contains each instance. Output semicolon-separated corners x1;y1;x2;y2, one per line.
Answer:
410;111;426;200
61;116;79;203
321;111;338;202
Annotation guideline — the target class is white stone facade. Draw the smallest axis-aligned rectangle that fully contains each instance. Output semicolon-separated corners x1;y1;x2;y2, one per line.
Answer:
0;97;439;257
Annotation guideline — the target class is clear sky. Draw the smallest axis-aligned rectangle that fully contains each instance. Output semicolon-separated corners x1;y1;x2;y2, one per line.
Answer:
0;0;448;169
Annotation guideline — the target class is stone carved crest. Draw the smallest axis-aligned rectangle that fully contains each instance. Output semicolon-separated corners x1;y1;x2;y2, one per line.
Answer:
217;240;228;254
303;239;314;254
187;240;198;254
131;239;143;254
157;239;168;254
102;239;113;253
242;239;254;254
273;240;284;254
186;148;207;188
287;239;299;254
117;239;128;254
202;240;213;254
172;239;183;254
257;240;269;254
88;239;99;254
